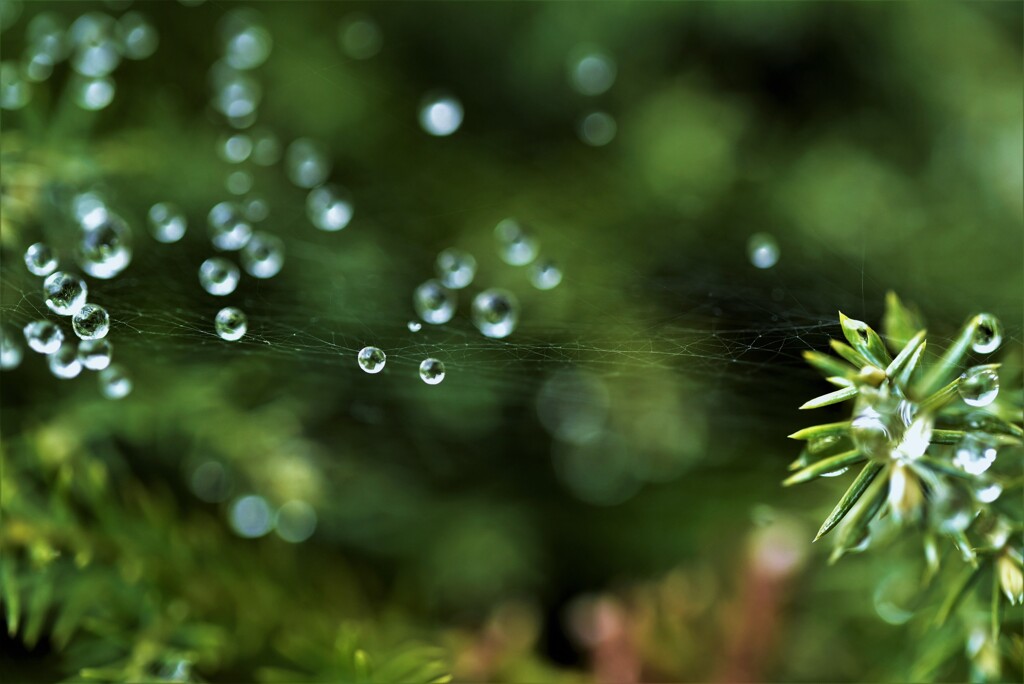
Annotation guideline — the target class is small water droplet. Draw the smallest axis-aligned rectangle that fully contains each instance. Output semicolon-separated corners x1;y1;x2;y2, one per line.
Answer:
229;494;273;538
971;313;1003;354
208;201;252;250
43;271;88;315
958;366;999;407
530;259;563;290
419;93;463;136
407;320;422;333
48;343;82;379
24;320;63;354
953;433;998;476
275;500;317;543
0;61;31;110
494;218;538;266
118;11;159;60
78;212;133;279
357;346;386;374
24;242;58;276
306;184;353;231
72;303;110;340
419;357;446;385
98;363;132;399
578;111;616;146
68;13;121;78
339;13;382;60
71;73;115;110
747;233;779;269
1;325;24;370
240;231;284;278
472;288;519;339
568;48;616;96
219;133;253;163
215;306;247;341
975;482;1002;504
199;257;240;296
286;138;331;189
435;248;476;289
220;9;272;71
148;202;187;243
78;338;112;370
413;279;456;325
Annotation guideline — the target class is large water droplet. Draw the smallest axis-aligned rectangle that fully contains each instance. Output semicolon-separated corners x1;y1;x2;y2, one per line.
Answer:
494;218;538;266
971;314;1003;354
215;306;247;341
357;346;386;374
148;202;187;243
24;320;64;354
98;363;132;399
748;233;779;269
48;343;82;379
958;366;999;407
208;201;252;250
43;271;88;315
240;231;284;278
24;242;58;276
72;303;110;340
419;93;463;136
419;357;446;385
413;279;456;325
199;257;240;296
78;338;112;370
953;433;998;476
286;138;331;189
306;184;352;231
435;248;476;289
472;289;519;339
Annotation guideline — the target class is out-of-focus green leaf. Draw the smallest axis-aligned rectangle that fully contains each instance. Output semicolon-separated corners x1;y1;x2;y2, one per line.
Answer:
882;291;924;352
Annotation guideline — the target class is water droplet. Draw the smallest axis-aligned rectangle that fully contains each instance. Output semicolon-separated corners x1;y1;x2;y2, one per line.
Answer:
72;303;110;340
98;363;132;399
24;51;54;83
225;170;253;195
215;306;247;341
72;191;108;228
357;346;386;374
148;202;187;243
43;271;88;315
286;138;331;189
27;13;67;64
959;366;999;407
210;63;261;119
24;320;64;354
472;288;519;339
71;73;114;110
435;248;476;289
68;13;121;78
530;259;563;290
306;184;352;231
578;111;616;146
413;279;456;325
207;201;252;250
419;357;446;385
77;338;112;370
241;194;269;222
78;212;133;279
1;325;24;370
48;343;82;379
928;481;975;534
339;14;382;60
240;231;284;278
971;314;1003;354
191;461;232;503
748;233;779;269
24;242;58;276
407;320;422;333
419;93;463;136
1;62;32;110
569;48;616;96
199;257;240;296
250;128;280;165
220;9;272;70
118;11;158;60
229;494;273;538
953;433;998;475
975;482;1003;504
219;133;252;163
494;218;538;266
275;500;317;543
